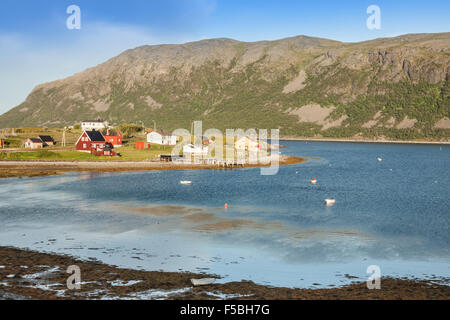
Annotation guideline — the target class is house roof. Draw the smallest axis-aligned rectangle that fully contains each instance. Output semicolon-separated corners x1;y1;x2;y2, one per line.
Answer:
101;129;121;137
38;135;54;142
82;120;105;123
85;130;105;142
148;130;176;136
236;136;257;142
29;138;43;143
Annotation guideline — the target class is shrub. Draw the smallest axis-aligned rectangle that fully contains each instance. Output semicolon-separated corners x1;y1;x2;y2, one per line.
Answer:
119;123;143;138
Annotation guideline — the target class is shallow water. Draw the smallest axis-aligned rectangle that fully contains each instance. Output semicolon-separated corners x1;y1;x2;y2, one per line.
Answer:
0;141;449;288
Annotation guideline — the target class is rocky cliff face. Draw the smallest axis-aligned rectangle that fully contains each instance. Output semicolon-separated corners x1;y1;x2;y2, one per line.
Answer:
1;33;449;139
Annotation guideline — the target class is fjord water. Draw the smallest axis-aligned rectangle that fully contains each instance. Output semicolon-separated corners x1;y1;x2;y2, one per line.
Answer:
0;141;449;288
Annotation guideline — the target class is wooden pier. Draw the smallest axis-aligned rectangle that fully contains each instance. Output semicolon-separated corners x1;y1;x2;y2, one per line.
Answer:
169;154;275;169
172;156;247;169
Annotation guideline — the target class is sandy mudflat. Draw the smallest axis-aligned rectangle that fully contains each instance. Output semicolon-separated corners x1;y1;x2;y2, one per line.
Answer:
115;204;284;233
0;247;449;300
122;205;204;217
0;156;305;178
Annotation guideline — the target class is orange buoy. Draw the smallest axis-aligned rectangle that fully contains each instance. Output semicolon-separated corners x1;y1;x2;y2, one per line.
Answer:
224;203;228;209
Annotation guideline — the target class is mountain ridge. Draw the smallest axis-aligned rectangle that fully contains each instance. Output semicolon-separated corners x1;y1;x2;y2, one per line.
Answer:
1;32;449;140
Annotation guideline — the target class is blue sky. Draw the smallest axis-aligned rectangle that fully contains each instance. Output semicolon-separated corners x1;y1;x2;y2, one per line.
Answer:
0;0;449;113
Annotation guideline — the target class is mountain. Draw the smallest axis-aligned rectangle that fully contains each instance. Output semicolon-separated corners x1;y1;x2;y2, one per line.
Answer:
1;33;449;140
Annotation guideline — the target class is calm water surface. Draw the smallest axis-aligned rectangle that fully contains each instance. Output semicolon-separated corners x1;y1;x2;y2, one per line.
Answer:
0;141;449;288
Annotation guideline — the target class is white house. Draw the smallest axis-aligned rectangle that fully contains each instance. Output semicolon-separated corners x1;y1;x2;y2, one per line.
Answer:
147;131;178;146
183;144;209;156
235;136;262;152
24;138;44;149
81;120;109;131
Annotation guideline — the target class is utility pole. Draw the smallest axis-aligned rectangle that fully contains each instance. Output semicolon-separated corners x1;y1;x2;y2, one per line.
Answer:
62;127;66;148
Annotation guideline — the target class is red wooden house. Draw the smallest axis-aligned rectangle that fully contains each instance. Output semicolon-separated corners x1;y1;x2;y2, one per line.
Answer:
102;129;123;147
76;130;107;153
76;130;118;156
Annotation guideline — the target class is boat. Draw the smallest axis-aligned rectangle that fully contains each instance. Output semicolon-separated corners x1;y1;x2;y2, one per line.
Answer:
325;198;336;206
180;181;192;185
377;157;383;162
183;144;209;156
190;278;216;286
310;178;317;185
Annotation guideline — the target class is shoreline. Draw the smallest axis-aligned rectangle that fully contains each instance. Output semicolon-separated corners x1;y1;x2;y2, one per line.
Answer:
281;137;450;145
0;156;306;179
0;246;449;300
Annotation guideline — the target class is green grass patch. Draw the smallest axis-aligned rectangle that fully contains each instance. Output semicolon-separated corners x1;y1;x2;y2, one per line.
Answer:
0;144;174;161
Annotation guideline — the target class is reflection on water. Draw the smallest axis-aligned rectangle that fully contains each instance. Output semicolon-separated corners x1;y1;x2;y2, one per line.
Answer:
0;141;449;288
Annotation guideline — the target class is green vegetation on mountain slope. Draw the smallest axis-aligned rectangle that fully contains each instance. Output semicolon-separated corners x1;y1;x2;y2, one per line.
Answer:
0;33;449;141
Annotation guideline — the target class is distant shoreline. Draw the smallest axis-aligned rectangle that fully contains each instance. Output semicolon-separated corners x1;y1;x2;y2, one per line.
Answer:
0;156;306;178
281;137;450;145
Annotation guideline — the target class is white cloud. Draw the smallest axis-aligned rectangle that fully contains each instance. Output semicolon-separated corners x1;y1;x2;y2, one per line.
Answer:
0;22;196;115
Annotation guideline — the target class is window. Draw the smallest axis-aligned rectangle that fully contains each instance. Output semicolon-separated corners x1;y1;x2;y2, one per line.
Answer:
83;144;86;149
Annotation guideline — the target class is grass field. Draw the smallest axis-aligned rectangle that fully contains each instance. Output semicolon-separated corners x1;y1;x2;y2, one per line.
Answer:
0;127;273;162
1;128;82;147
0;127;179;161
0;145;174;162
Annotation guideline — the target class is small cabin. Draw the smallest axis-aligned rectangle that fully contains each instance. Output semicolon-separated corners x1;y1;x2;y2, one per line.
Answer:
136;141;151;149
24;138;44;149
38;135;55;146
